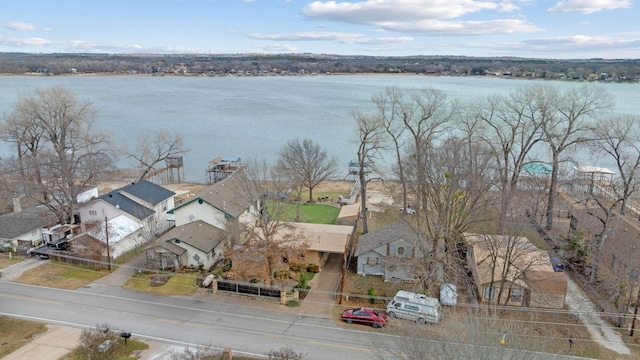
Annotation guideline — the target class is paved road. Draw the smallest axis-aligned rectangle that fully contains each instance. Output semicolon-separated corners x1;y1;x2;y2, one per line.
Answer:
0;281;379;360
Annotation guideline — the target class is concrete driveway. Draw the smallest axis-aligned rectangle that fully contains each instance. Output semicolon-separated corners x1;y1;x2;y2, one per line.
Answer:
0;257;47;281
297;253;343;318
565;277;631;355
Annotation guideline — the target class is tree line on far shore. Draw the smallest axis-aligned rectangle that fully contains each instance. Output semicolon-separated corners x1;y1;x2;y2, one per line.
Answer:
1;52;639;81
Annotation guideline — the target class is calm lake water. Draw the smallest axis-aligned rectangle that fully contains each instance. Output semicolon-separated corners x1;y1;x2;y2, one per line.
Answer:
0;75;638;182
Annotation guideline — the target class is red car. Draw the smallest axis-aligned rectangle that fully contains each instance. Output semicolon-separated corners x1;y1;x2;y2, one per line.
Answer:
341;307;387;328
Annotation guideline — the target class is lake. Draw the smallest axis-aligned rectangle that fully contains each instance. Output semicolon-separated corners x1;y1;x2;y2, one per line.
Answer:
0;75;638;182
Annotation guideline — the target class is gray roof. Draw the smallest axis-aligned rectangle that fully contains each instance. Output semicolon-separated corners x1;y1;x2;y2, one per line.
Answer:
169;172;257;218
120;180;175;206
98;190;155;220
355;221;421;256
0;212;48;239
156;220;228;253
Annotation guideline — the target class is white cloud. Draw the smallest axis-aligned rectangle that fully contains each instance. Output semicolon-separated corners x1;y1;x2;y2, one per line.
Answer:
382;19;541;35
248;31;413;44
0;36;53;46
525;34;639;47
302;0;539;35
5;21;41;31
548;0;632;14
304;0;503;23
255;43;299;52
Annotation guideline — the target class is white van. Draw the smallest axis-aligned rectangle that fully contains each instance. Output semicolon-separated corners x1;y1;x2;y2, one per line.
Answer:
386;290;441;324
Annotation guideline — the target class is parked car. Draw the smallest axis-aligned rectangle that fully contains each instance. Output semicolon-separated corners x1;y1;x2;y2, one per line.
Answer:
31;240;69;260
341;307;387;328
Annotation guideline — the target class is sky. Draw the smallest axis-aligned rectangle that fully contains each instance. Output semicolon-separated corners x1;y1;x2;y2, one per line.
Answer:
1;0;639;59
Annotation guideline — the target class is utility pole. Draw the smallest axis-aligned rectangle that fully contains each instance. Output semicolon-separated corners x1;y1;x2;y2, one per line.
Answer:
105;216;111;271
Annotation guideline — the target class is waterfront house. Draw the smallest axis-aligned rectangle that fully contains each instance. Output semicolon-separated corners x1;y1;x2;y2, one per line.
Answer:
465;233;567;309
355;221;425;281
167;172;261;234
146;220;230;270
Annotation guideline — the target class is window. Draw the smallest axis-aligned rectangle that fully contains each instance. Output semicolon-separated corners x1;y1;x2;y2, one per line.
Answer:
367;257;379;266
510;288;522;302
397;246;405;255
89;210;97;216
405;304;419;311
162;200;168;211
484;286;495;300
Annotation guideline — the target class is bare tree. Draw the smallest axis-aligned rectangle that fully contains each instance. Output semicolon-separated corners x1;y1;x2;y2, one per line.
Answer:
542;84;613;230
392;88;457;217
224;160;308;285
580;182;623;284
468;231;549;306
373;86;410;212
126;130;187;181
353;109;386;234
0;108;45;183
405;136;494;287
471;88;545;233
592;115;640;216
275;138;337;204
4;86;114;223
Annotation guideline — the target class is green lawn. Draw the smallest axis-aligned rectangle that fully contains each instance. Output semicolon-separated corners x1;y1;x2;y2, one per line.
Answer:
279;202;340;224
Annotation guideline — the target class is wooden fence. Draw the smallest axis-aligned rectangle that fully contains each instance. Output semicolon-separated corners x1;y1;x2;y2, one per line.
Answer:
44;251;111;269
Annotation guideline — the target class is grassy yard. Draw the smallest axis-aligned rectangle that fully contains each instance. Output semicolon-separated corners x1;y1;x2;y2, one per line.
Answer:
123;273;198;295
0;316;48;358
267;200;340;224
15;262;108;289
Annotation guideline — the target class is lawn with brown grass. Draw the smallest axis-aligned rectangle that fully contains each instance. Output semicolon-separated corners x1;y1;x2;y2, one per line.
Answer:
0;255;22;270
123;273;198;295
15;262;108;289
0;316;48;358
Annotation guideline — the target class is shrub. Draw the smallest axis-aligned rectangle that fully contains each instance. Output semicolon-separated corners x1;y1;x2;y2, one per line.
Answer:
306;263;318;273
267;346;306;359
274;270;291;280
297;273;308;289
289;262;304;272
367;287;376;304
285;299;300;307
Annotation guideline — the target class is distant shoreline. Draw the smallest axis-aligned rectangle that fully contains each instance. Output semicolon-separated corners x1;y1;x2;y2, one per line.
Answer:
1;71;631;84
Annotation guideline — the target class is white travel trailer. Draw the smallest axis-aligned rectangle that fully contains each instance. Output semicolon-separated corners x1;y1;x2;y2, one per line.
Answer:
386;290;441;324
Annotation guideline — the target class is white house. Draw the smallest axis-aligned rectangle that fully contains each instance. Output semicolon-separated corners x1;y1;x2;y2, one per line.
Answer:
79;180;175;234
147;220;230;270
85;214;145;259
167;172;260;232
